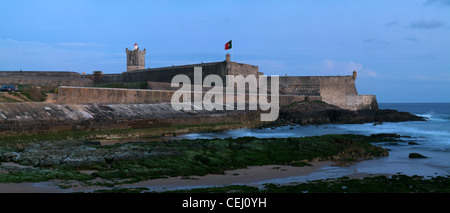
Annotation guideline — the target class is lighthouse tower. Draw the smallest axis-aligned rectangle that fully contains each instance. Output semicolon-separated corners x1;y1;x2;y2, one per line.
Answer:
126;43;146;72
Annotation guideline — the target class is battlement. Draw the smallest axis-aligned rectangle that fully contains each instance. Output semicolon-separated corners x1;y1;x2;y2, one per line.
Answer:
0;71;82;78
0;71;92;87
98;60;259;84
0;43;378;112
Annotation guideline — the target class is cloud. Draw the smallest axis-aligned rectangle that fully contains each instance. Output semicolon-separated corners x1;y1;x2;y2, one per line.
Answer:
412;73;450;82
241;59;288;75
303;59;378;78
410;19;446;29
385;21;399;27
323;59;335;70
0;38;112;72
363;38;391;45
404;36;420;42
424;0;450;6
54;42;107;49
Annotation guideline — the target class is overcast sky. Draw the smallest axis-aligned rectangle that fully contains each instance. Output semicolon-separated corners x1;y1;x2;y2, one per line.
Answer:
0;0;449;102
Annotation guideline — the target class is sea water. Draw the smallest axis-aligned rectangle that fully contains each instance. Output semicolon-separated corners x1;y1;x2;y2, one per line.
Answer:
179;103;450;183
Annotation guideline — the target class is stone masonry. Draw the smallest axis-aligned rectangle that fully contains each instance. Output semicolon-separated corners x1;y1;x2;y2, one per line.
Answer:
126;43;146;72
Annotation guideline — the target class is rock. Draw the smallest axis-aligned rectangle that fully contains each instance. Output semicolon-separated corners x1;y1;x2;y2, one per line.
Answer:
1;152;21;162
10;139;158;167
409;153;428;158
370;133;401;138
62;154;106;167
387;142;399;145
279;101;427;126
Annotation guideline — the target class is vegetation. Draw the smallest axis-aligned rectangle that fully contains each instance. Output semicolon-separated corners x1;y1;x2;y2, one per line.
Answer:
0;169;93;183
92;82;148;89
91;71;103;84
20;86;47;101
0;92;30;102
0;121;252;144
0;84;58;102
0;134;389;186
160;175;450;193
282;100;326;109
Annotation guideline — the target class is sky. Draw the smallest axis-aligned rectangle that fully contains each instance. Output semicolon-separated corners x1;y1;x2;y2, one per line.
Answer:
0;0;449;103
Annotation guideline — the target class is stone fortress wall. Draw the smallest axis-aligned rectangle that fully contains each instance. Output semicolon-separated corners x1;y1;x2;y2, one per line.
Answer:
0;53;378;135
276;74;378;110
0;102;261;136
53;86;312;107
85;53;377;110
96;60;260;85
0;71;92;87
0;54;377;111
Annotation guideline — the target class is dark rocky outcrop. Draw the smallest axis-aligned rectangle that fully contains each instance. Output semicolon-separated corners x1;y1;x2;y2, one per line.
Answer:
279;101;427;126
409;153;428;158
0;140;167;167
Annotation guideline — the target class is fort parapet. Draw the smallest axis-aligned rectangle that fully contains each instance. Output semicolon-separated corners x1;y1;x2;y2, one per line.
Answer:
53;86;313;107
0;102;261;136
95;60;260;85
91;57;376;110
0;52;377;111
0;71;92;87
277;75;378;110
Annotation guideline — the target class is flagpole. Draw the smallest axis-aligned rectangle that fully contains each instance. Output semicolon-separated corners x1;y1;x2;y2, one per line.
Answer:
231;39;233;62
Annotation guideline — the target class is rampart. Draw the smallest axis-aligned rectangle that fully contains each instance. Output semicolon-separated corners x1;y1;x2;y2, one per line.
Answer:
0;58;377;111
0;102;261;136
277;75;377;110
0;71;93;87
53;86;315;107
95;61;259;84
146;74;378;110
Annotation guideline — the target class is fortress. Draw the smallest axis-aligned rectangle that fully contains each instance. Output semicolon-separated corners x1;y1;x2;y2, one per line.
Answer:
0;44;378;135
0;43;378;111
0;44;378;111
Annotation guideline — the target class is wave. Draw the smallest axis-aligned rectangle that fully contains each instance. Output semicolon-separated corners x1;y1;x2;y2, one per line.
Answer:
415;113;450;122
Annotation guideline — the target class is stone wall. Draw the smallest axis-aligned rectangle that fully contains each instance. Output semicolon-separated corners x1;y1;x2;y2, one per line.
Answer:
278;76;321;96
55;87;174;104
96;60;259;85
228;62;259;76
276;75;376;110
54;86;318;107
126;48;146;72
345;94;379;110
0;71;81;78
0;102;261;136
96;74;123;84
0;71;93;87
318;76;357;109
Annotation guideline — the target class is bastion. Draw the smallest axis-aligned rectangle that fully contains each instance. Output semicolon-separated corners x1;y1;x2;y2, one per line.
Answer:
0;45;379;135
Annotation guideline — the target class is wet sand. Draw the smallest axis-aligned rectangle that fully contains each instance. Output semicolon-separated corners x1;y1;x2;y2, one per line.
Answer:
0;160;395;193
0;161;336;193
107;161;336;192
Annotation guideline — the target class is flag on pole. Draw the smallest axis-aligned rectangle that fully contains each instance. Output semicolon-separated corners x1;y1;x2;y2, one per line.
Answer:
225;40;232;50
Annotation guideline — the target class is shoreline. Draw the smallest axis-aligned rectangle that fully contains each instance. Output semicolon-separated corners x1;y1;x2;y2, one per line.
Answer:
0;107;445;193
0;160;393;193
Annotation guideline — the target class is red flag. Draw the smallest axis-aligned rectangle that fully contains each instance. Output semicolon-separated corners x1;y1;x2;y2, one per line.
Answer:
225;40;232;50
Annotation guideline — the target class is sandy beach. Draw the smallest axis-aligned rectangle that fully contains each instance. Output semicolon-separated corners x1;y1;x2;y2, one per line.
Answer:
0;161;342;193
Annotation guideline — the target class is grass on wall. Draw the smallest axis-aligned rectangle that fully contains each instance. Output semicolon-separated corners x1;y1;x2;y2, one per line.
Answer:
91;82;148;89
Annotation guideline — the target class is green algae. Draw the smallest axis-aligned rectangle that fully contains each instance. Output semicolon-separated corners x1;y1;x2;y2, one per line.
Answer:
0;134;390;186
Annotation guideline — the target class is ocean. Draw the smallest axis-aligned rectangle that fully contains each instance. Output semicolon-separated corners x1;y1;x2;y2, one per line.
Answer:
179;103;450;182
